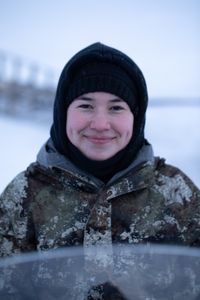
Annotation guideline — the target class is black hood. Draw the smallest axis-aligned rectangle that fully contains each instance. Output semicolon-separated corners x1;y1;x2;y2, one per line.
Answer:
50;42;148;181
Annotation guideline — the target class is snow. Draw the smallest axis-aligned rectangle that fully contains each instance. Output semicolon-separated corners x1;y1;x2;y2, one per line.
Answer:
0;115;49;192
146;106;200;188
0;105;200;193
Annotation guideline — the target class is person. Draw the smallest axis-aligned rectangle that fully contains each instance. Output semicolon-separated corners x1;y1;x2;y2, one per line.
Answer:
0;42;200;298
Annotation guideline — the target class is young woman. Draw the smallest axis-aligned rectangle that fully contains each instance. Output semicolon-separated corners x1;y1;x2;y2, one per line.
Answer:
0;43;200;298
1;42;200;255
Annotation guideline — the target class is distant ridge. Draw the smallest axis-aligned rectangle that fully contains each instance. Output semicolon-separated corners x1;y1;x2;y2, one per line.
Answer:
150;97;200;107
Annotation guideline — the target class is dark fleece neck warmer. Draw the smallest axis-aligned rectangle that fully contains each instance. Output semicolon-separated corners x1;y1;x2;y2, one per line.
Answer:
50;42;148;182
67;140;150;183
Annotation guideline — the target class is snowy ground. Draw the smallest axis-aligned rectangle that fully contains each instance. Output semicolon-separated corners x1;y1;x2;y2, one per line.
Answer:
0;105;200;193
146;106;200;188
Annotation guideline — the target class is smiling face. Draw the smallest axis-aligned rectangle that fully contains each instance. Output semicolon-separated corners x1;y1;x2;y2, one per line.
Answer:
66;91;134;160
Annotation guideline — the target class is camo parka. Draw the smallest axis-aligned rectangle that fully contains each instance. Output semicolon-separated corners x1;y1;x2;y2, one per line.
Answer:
0;155;200;258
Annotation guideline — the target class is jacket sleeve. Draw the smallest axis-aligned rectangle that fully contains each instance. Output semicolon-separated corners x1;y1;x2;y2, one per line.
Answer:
155;158;200;246
0;171;30;257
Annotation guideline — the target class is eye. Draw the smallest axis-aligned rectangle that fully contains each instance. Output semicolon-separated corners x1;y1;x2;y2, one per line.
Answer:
110;105;125;112
77;104;93;110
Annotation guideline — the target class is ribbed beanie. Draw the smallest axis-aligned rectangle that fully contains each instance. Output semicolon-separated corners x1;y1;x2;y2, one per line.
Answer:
65;61;138;113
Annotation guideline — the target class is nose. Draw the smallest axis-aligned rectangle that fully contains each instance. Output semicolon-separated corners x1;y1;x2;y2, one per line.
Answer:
90;112;111;130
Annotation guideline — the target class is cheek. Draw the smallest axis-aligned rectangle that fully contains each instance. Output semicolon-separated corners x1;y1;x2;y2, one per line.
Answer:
66;111;87;137
117;114;134;138
66;110;76;138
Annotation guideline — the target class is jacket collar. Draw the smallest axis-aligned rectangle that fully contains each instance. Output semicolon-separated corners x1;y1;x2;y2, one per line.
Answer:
106;160;155;200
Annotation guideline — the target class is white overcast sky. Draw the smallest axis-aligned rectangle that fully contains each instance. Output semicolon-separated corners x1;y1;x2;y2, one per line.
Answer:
0;0;200;98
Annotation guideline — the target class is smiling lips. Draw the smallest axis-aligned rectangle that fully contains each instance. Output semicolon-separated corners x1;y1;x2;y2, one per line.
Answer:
84;135;115;144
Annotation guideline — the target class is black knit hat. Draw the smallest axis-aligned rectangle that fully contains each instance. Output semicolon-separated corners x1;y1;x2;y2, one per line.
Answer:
66;61;138;113
50;42;148;177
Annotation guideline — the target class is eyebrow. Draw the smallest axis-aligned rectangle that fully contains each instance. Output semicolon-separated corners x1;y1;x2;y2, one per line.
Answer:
76;96;124;102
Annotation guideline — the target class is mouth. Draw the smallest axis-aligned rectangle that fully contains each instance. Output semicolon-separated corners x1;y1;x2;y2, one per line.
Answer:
84;136;115;144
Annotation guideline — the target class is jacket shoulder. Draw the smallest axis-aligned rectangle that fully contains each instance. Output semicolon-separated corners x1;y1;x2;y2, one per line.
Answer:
154;157;199;187
0;162;53;207
153;157;200;202
0;170;28;210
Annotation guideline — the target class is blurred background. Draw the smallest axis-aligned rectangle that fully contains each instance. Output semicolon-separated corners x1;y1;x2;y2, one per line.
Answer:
0;0;200;192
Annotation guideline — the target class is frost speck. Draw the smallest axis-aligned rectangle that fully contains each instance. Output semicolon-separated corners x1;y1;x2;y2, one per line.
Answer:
155;174;192;205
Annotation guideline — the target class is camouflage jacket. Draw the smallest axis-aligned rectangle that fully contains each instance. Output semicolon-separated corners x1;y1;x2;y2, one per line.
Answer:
1;144;200;258
1;143;200;299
